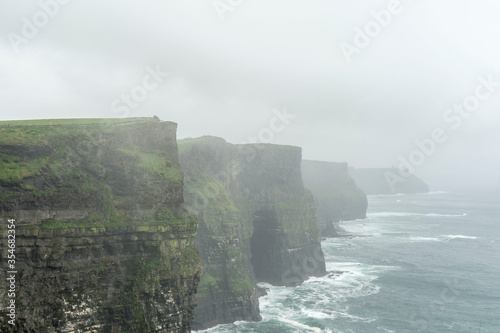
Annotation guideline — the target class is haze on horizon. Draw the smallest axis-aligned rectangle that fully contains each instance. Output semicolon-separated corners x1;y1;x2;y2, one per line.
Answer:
1;0;499;192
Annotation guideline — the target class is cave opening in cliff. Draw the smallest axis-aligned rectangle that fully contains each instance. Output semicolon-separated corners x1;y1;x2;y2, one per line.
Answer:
250;210;281;283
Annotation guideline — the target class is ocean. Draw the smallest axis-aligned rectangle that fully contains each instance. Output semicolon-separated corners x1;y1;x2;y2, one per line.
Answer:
198;191;500;333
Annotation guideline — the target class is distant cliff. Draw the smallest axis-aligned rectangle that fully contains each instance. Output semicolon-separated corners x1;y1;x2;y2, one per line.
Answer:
0;119;201;332
349;167;430;195
178;137;326;330
302;160;367;237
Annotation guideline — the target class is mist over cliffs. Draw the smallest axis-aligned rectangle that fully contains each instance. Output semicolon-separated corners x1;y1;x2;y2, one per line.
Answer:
0;118;409;332
301;160;367;237
178;136;326;330
349;168;430;195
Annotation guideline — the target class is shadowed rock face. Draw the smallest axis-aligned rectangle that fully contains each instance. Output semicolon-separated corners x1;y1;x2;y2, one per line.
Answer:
301;160;368;237
179;137;326;330
0;119;201;332
349;167;430;195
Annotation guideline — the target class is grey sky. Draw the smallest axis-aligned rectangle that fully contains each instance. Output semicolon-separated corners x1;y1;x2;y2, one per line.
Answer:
1;0;499;190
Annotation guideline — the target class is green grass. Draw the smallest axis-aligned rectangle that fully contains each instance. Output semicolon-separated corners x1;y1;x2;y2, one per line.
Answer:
0;119;182;188
177;136;226;154
0;117;148;126
200;273;219;287
197;273;221;297
37;218;130;230
179;246;201;278
0;193;17;202
229;277;254;292
134;258;163;286
0;124;80;147
146;209;197;227
184;172;239;215
40;219;86;229
27;207;196;231
133;245;200;286
22;184;36;191
0;118;196;231
0;153;49;183
118;148;183;184
0;118;156;148
225;245;254;292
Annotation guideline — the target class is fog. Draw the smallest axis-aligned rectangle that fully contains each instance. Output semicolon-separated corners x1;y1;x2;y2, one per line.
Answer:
1;0;499;191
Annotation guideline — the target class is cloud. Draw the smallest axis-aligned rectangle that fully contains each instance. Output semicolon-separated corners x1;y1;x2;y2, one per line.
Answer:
1;0;499;190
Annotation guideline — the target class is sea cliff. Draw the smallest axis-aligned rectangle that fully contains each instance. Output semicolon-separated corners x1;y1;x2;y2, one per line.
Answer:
0;118;201;332
302;160;367;237
179;137;326;330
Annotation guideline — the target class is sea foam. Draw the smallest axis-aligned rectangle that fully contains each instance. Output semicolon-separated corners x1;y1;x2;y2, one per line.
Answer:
441;234;477;240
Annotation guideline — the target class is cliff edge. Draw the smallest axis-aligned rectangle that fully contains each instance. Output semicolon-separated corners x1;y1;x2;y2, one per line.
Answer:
302;160;367;237
179;137;326;330
0;118;201;332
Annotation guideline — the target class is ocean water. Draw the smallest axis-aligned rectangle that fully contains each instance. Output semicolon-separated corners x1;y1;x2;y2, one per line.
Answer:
198;191;500;333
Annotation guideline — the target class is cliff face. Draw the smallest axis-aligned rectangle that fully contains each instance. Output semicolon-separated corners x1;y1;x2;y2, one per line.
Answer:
0;119;201;332
178;137;326;330
349;168;430;195
301;160;367;237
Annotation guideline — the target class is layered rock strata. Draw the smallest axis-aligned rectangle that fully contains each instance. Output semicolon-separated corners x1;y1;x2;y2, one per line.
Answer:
178;137;326;330
0;119;201;332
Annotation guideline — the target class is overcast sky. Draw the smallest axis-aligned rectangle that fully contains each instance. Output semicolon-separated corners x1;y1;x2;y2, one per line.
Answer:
1;0;499;191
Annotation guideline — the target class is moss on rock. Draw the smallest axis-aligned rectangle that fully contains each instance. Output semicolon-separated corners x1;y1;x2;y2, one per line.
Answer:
0;118;201;332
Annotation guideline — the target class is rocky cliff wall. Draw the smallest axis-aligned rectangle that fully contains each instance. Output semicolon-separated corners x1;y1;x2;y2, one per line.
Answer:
178;137;326;330
301;160;367;237
0;119;201;332
349;167;430;195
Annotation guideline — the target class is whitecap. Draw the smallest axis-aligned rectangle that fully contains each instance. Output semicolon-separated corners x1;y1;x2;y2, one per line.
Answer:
301;308;331;319
334;311;369;321
368;193;406;198
409;237;440;242
425;213;466;217
256;282;273;289
278;318;322;332
368;212;418;217
424;191;451;195
441;234;477;240
368;212;466;218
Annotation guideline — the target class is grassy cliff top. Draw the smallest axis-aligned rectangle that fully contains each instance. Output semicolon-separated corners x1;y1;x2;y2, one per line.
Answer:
0;117;176;148
0;117;180;185
0;117;150;126
178;135;301;154
0;117;188;229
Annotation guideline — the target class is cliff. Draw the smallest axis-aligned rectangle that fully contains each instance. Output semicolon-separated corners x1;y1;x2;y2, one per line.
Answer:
0;118;201;332
178;137;326;330
349;167;430;195
301;160;367;237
